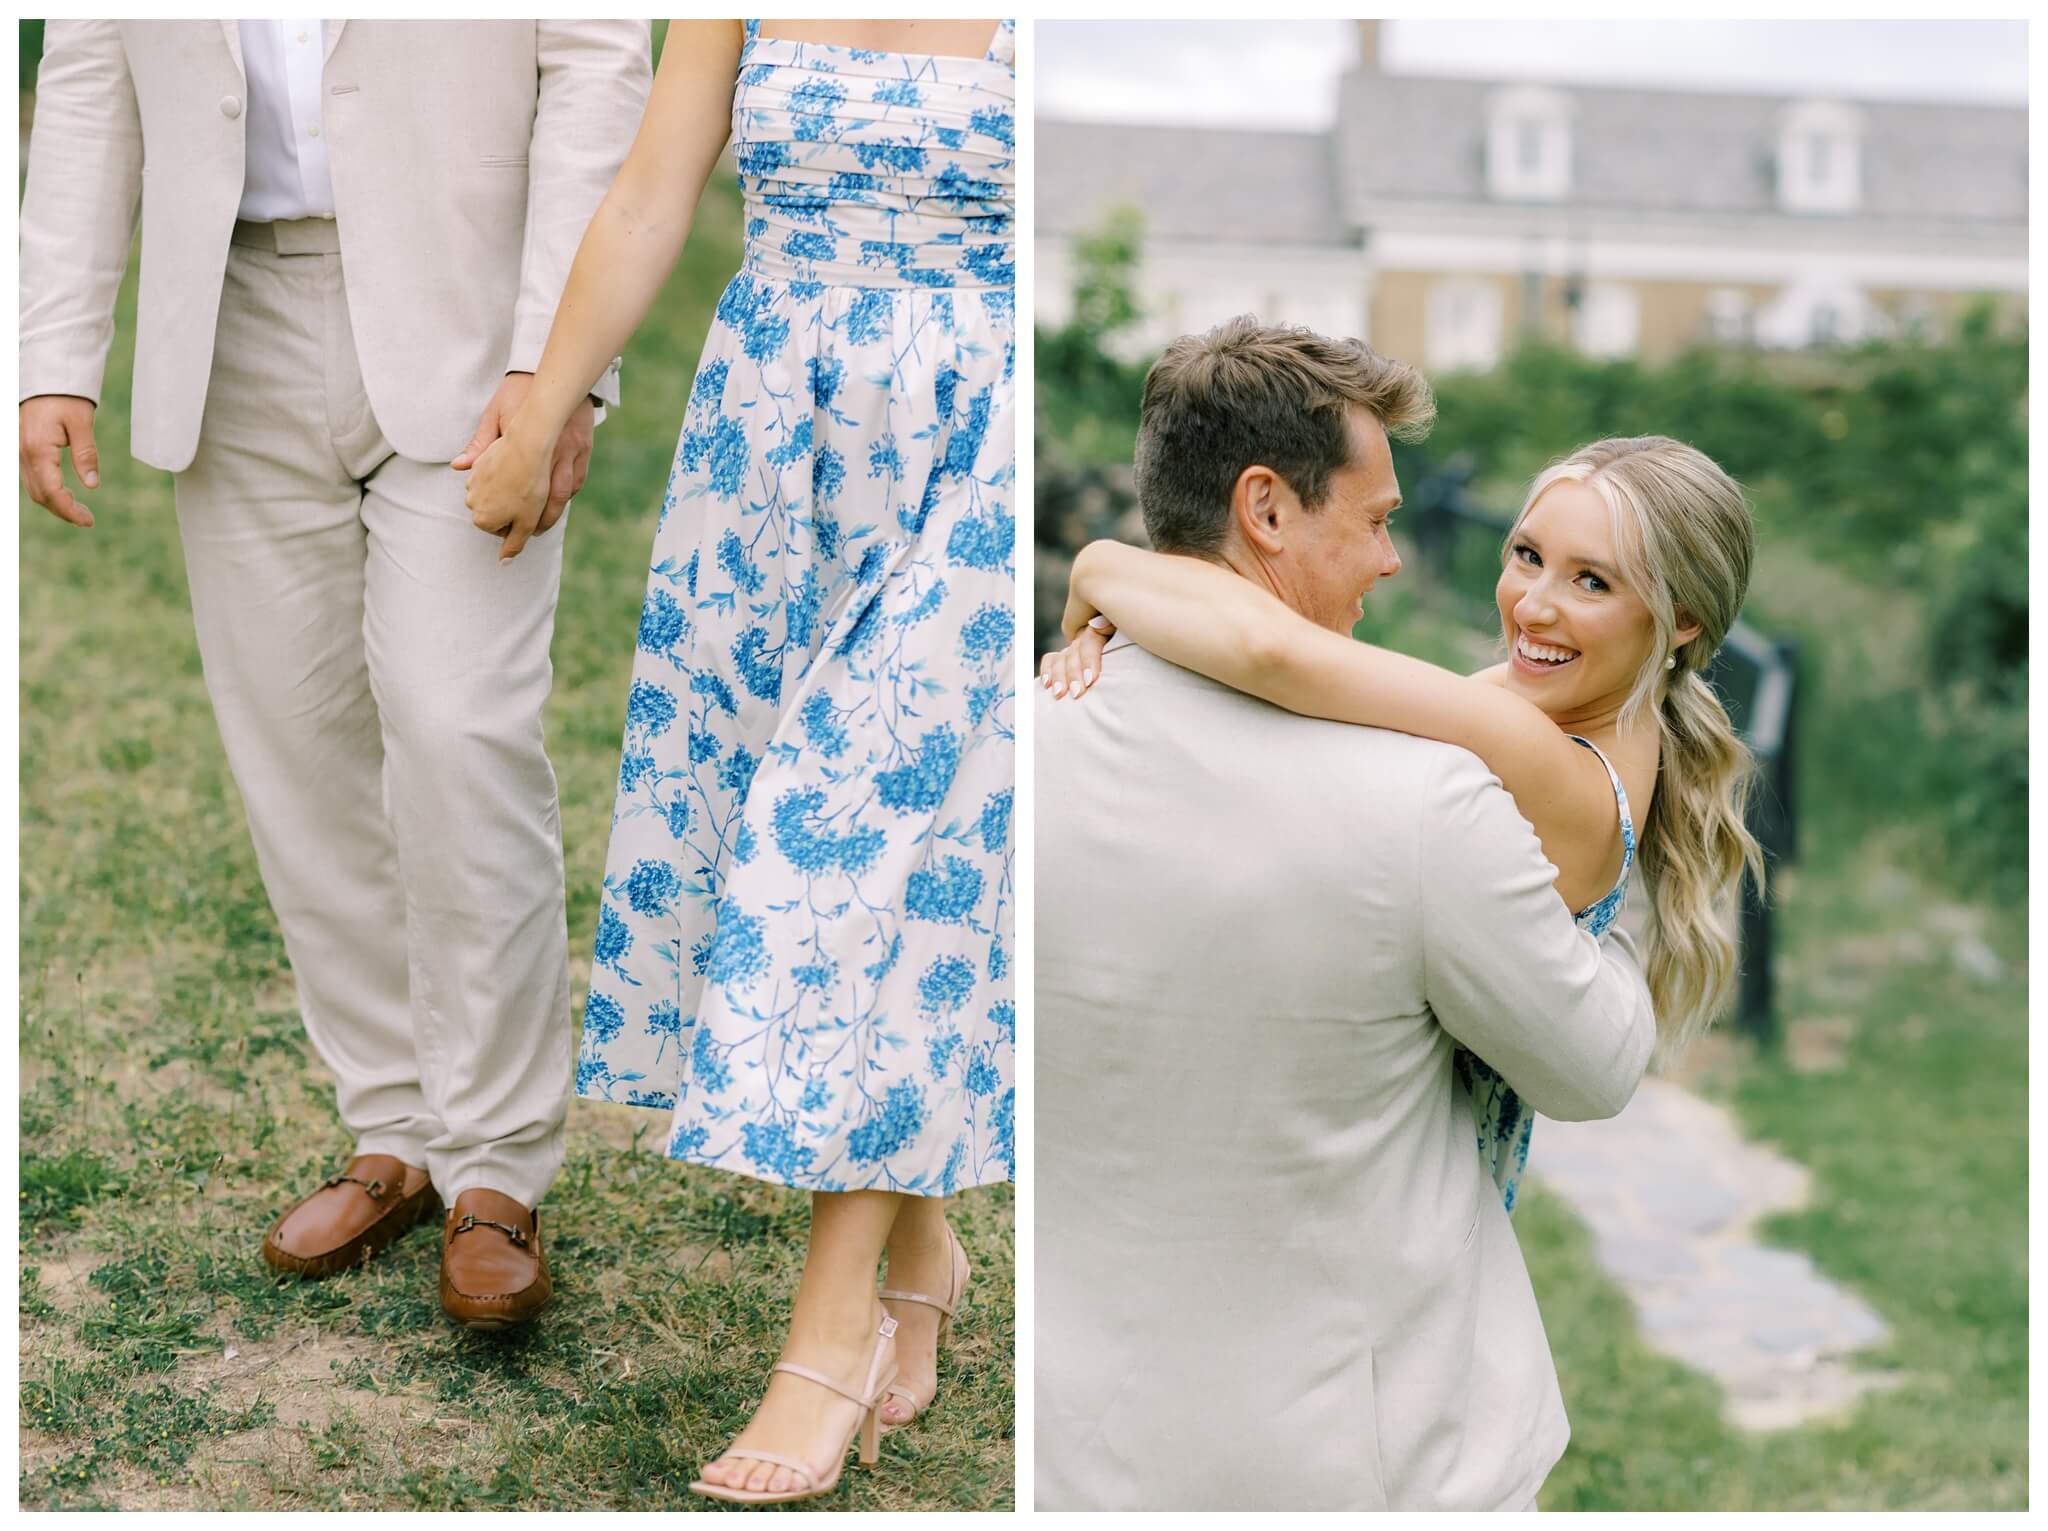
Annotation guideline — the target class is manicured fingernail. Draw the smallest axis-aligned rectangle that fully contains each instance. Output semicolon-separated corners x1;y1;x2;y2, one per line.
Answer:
1081;669;1094;686
1088;614;1110;630
1052;681;1066;697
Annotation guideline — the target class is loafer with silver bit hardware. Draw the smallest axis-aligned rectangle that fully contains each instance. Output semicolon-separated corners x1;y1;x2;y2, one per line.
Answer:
261;1154;440;1279
439;1188;551;1330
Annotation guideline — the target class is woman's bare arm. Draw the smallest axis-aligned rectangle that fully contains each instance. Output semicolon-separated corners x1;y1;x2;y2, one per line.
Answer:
464;21;742;556
1055;540;1621;907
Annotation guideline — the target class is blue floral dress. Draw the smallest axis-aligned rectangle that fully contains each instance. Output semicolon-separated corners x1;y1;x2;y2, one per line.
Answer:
576;21;1017;1197
1452;734;1635;1213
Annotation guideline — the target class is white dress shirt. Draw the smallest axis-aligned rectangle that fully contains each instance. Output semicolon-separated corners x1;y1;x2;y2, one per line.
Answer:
237;20;335;220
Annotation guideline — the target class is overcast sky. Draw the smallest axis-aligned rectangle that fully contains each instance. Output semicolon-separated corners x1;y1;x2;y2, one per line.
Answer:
1035;21;2030;129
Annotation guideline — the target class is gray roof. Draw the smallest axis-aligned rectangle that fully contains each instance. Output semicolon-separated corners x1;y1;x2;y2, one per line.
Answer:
1036;118;1355;246
1039;77;2025;249
1333;70;2027;227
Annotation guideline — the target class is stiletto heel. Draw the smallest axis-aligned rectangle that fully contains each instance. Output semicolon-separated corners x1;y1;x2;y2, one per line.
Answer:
689;1314;900;1505
879;1224;972;1429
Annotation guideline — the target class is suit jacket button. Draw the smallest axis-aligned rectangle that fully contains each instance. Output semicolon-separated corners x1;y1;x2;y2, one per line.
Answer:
220;94;242;119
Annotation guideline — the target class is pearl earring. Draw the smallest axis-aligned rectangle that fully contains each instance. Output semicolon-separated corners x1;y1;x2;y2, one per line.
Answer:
1665;655;1677;671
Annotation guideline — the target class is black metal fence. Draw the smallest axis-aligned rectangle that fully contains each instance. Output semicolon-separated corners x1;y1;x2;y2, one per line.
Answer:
1403;452;1797;1044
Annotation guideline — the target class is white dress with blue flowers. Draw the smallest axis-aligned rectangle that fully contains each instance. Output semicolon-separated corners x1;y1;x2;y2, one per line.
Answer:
576;21;1017;1197
1452;733;1636;1214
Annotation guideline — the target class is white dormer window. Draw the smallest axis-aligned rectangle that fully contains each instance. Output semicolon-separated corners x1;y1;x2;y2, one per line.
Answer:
1778;100;1864;214
1487;85;1573;202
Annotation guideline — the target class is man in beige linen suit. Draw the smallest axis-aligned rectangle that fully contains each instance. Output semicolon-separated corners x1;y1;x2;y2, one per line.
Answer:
1035;319;1658;1509
18;21;649;1327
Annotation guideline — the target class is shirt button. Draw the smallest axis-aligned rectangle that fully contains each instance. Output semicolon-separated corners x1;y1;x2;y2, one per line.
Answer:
296;31;308;43
219;95;242;119
308;125;321;138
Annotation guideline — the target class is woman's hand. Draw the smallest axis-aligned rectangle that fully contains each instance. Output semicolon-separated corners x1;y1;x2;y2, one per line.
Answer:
1039;616;1113;698
454;374;596;561
464;425;557;563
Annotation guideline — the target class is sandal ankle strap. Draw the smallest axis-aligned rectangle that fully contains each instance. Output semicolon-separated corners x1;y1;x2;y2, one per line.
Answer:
879;1227;967;1315
877;1285;958;1315
769;1315;898;1410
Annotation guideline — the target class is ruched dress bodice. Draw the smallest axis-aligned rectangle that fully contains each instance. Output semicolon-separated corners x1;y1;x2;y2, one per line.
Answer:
733;22;1015;293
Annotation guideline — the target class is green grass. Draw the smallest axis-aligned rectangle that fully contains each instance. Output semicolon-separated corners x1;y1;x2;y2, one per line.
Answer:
1524;835;2026;1509
18;173;1013;1511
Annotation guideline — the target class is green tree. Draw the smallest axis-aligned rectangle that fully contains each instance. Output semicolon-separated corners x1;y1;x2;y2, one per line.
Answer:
1034;205;1151;471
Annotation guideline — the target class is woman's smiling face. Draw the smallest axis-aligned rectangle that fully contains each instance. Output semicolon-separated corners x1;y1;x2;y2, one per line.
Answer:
1494;478;1663;723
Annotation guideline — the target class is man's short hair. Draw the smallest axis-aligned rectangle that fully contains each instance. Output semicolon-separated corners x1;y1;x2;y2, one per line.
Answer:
1132;316;1435;555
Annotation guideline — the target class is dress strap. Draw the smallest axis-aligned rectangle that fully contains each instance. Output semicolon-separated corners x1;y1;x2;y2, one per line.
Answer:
741;18;760;46
986;18;1016;67
1565;733;1636;890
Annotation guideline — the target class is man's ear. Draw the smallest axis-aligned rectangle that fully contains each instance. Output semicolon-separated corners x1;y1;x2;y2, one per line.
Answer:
1233;464;1286;556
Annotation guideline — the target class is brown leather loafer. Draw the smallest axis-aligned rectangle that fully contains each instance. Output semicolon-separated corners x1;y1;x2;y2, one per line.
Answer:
439;1187;552;1330
261;1154;440;1279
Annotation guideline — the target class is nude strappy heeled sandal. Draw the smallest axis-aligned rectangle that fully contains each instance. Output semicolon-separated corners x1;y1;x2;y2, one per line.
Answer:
688;1314;900;1505
878;1225;972;1428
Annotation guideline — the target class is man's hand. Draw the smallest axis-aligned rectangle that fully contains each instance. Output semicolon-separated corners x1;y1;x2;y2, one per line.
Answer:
19;394;102;528
452;372;596;559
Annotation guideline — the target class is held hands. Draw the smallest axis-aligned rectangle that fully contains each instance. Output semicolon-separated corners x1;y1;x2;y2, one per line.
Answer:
455;372;596;562
19;395;102;528
1038;615;1114;699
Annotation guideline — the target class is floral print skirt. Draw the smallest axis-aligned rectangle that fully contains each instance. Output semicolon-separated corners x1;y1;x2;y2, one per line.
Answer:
575;273;1016;1197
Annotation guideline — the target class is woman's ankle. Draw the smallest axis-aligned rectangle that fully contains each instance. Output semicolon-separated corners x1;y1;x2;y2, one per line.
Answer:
785;1290;886;1356
885;1206;952;1262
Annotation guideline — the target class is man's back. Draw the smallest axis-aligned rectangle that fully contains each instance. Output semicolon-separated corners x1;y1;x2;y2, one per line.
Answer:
1035;639;1654;1510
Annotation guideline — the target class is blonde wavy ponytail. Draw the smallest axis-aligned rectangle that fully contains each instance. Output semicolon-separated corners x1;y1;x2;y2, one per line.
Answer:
1510;436;1765;1060
1641;669;1765;1059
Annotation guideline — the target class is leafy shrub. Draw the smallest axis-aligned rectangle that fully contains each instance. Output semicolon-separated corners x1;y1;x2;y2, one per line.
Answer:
1035;206;1152;476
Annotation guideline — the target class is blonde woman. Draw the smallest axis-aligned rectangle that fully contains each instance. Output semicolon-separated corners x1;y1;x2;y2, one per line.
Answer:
1041;435;1763;1210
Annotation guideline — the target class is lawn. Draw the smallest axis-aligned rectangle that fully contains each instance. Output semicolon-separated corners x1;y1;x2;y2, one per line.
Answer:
1525;831;2026;1510
17;171;1015;1512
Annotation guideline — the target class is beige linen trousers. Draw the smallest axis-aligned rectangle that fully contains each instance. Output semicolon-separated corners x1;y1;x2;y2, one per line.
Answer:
1034;639;1657;1511
19;22;650;1205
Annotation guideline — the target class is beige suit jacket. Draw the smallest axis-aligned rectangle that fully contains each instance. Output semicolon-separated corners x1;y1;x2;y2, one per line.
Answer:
19;20;650;471
1035;639;1657;1511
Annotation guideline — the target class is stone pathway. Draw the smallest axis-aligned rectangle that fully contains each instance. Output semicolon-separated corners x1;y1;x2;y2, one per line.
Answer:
1531;1078;1903;1431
